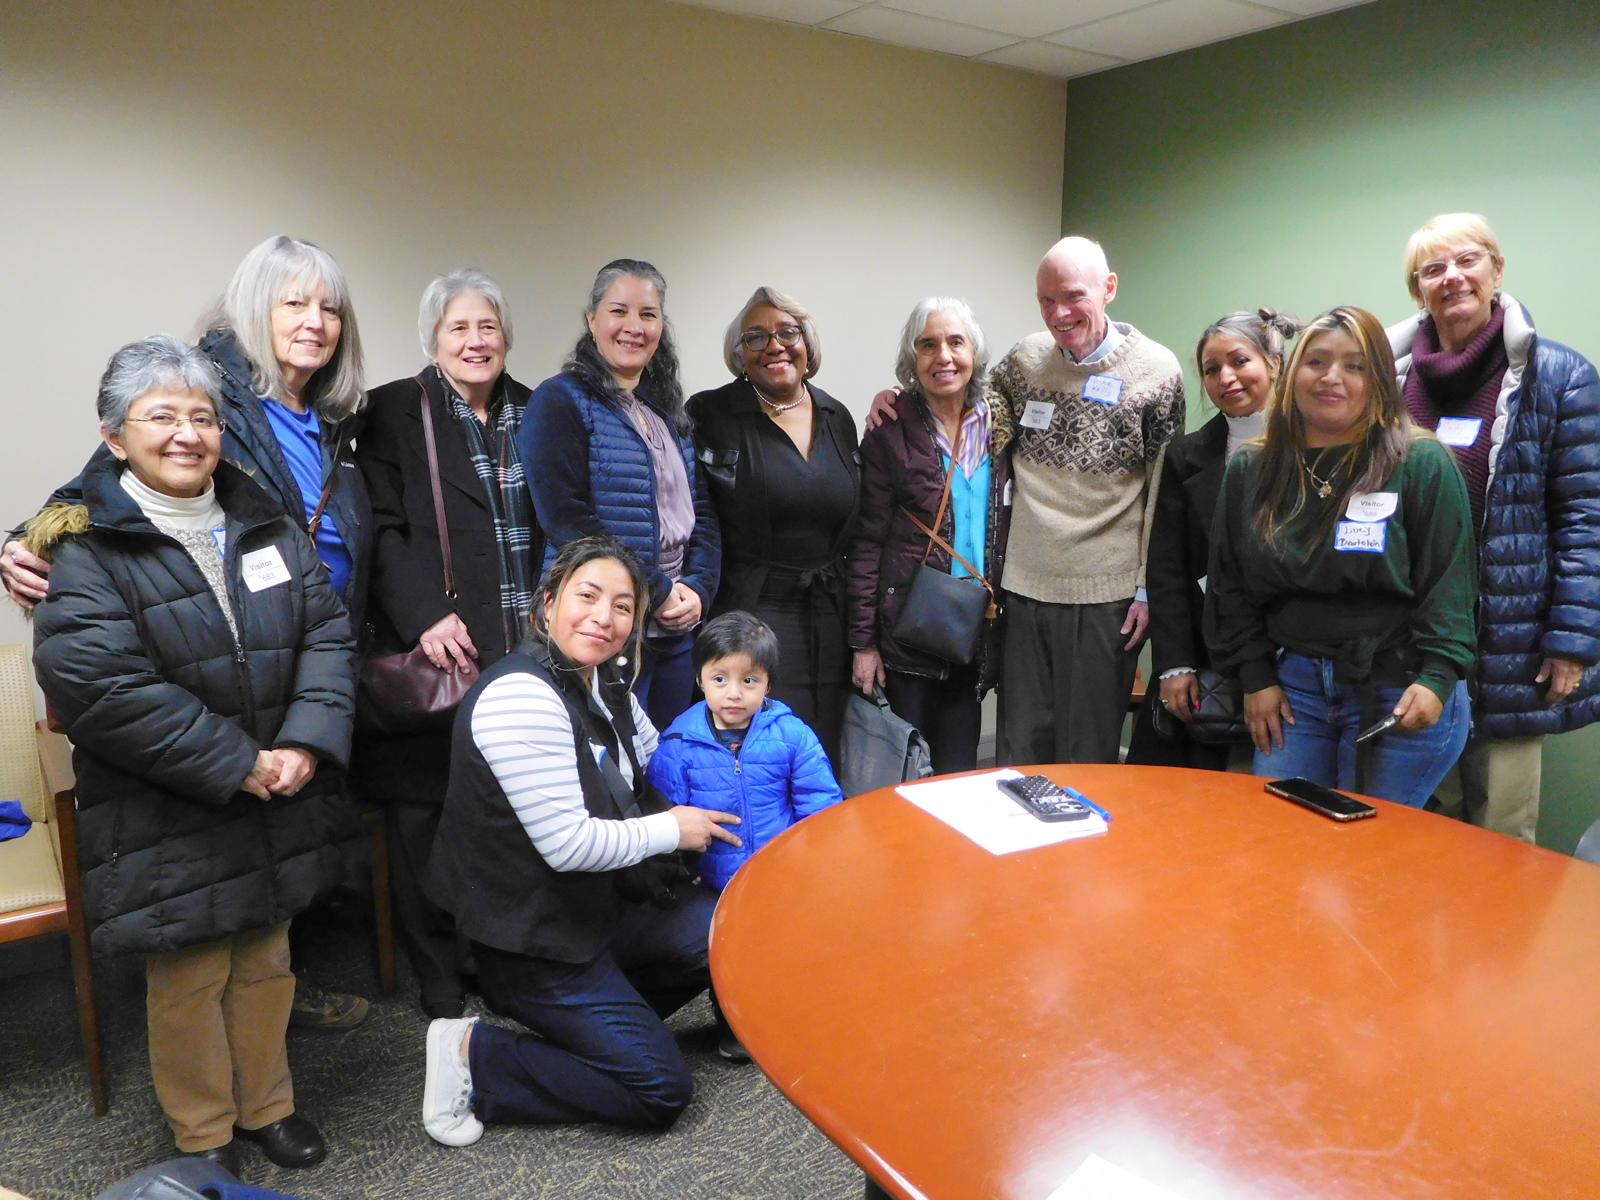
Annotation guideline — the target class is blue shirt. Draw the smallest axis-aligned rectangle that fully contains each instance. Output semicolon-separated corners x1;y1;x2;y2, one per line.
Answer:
261;398;351;599
943;452;990;580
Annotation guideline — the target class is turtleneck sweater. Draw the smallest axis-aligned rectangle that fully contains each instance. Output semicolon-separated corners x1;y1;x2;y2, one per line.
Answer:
1224;409;1267;463
119;469;238;640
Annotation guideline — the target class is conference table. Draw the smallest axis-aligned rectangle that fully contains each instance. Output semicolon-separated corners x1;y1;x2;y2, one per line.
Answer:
709;765;1600;1199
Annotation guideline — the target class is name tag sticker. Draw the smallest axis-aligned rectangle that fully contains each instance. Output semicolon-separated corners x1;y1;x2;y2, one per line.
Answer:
1345;491;1398;522
1020;400;1054;430
240;546;292;592
1082;375;1124;405
1002;479;1013;506
1335;521;1387;554
211;528;227;557
589;741;608;766
1436;416;1483;447
1197;575;1207;594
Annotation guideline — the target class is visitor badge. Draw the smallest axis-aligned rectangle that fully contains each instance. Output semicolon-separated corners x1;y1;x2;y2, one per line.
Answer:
1436;416;1483;447
1334;521;1386;553
1082;375;1124;405
1345;491;1398;522
1021;400;1054;430
240;546;292;592
211;528;227;557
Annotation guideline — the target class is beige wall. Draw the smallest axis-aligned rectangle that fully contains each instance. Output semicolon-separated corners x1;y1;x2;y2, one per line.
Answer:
0;0;1065;651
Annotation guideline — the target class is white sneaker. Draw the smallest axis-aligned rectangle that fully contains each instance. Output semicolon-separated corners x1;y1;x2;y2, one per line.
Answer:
423;1017;484;1147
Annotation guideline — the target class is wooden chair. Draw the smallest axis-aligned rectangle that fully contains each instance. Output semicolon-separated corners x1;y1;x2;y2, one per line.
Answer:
0;644;106;1113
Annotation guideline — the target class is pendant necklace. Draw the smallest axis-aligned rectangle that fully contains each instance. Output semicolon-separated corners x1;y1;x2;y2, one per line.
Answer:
1304;456;1338;499
754;382;806;414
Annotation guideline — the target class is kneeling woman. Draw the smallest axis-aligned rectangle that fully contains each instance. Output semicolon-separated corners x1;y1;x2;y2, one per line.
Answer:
422;536;741;1145
31;338;356;1172
1205;306;1476;805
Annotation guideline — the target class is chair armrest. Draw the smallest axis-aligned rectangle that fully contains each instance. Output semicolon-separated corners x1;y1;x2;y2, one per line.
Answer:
35;720;75;800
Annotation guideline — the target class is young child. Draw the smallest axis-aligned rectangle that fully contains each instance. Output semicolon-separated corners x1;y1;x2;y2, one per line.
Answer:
648;611;844;894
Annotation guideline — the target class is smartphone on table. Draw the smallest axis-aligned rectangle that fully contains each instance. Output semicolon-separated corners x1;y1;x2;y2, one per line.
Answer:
1265;777;1377;822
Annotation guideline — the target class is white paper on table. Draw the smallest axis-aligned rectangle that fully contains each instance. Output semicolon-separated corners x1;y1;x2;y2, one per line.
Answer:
1045;1154;1193;1199
896;769;1106;856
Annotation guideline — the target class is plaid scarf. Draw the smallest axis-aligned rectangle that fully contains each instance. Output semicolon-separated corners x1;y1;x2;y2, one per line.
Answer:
928;394;990;479
435;367;536;652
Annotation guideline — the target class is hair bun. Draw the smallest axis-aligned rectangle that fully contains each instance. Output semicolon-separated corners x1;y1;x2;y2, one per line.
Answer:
1258;307;1304;339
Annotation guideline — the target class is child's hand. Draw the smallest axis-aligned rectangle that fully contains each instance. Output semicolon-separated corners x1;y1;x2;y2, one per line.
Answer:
671;807;742;852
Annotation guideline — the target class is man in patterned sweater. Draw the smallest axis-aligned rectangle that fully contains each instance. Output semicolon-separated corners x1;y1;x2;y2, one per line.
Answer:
993;236;1185;764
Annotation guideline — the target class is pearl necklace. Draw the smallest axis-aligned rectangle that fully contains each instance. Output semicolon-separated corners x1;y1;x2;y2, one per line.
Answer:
754;382;807;414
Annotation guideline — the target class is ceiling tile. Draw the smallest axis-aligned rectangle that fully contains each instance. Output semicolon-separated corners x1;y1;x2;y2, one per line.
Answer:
672;0;862;24
823;6;1021;55
1248;0;1373;14
1047;0;1285;59
884;0;1142;39
977;39;1125;77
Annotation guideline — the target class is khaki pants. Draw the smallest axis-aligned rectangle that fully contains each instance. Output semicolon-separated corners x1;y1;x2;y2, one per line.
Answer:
1434;735;1543;844
144;921;295;1151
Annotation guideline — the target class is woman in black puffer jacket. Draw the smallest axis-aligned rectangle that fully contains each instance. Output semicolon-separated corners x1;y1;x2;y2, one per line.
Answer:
30;338;356;1174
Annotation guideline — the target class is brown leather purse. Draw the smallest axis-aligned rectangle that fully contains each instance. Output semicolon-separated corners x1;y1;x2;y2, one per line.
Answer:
357;382;481;735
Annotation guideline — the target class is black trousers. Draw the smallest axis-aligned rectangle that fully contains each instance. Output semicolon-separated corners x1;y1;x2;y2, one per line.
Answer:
997;595;1137;766
883;666;982;775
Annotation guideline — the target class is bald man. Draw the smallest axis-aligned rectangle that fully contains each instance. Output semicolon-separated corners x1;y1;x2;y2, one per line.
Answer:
993;237;1185;764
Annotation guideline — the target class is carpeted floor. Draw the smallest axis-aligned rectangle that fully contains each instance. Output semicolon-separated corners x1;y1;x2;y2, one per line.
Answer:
0;899;862;1199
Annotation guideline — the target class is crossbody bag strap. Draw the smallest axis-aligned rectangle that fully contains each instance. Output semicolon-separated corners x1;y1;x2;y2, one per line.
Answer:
307;473;337;539
906;415;962;569
418;376;458;600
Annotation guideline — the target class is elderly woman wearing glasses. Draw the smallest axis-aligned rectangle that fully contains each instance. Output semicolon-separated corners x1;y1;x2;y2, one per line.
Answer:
1388;213;1600;841
30;337;356;1174
686;287;858;765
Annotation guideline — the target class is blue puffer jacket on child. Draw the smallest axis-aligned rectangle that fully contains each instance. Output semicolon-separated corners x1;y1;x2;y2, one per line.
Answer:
647;699;843;890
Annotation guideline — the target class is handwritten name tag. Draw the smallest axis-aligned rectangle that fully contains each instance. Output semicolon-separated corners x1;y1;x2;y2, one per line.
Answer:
1082;375;1124;405
240;546;292;592
1334;521;1386;554
1436;416;1483;447
1345;491;1398;522
1020;400;1054;430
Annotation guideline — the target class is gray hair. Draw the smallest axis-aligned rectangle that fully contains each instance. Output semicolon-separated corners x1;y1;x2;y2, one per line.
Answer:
97;335;224;434
1194;308;1303;374
893;297;990;405
418;268;514;357
721;286;823;379
203;234;366;418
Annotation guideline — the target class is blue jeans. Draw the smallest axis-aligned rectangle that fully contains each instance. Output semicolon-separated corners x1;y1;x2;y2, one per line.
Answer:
635;632;696;734
1252;652;1470;807
467;886;717;1129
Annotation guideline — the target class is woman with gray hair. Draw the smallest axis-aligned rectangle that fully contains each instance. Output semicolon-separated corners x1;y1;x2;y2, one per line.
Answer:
356;267;536;1019
846;298;1012;773
2;233;375;1034
686;286;859;765
29;336;356;1174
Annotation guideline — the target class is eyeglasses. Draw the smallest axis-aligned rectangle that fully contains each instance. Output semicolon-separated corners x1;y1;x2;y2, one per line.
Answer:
126;412;226;434
738;325;803;353
1415;248;1492;284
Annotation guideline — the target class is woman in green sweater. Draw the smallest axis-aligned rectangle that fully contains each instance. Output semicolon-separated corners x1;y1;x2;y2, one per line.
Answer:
1204;306;1475;805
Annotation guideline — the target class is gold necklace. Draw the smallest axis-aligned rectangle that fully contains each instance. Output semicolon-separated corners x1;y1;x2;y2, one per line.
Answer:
1304;455;1338;499
754;382;806;414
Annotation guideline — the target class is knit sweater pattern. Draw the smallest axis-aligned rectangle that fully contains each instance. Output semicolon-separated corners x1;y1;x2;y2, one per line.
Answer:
991;327;1185;603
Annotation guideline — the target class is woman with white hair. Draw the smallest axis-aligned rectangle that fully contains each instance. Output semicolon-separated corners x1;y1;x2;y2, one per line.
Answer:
356;267;536;1019
846;298;1012;774
686;286;859;766
31;336;356;1174
1388;213;1600;841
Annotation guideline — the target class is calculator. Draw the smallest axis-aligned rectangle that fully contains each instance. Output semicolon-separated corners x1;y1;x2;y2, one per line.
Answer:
997;775;1093;822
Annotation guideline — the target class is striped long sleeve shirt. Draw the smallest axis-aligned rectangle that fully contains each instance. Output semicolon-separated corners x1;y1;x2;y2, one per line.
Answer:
470;671;679;872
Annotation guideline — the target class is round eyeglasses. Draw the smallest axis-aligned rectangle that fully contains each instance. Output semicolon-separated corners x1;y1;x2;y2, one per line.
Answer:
126;412;226;434
738;325;803;353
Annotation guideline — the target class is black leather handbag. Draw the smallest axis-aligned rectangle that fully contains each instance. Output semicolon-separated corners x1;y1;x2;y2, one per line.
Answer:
1149;668;1249;745
890;421;997;666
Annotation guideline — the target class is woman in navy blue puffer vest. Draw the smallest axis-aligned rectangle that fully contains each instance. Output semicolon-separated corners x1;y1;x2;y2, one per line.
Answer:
519;260;719;734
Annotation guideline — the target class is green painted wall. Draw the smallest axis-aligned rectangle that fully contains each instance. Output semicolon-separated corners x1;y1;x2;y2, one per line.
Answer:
1067;0;1600;851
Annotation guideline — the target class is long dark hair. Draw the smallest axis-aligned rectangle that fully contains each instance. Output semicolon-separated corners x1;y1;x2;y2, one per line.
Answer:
1251;305;1416;549
531;535;653;683
564;258;687;434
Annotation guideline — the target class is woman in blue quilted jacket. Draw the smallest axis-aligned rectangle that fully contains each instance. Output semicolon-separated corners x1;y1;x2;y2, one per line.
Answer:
519;260;720;733
1388;213;1600;843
